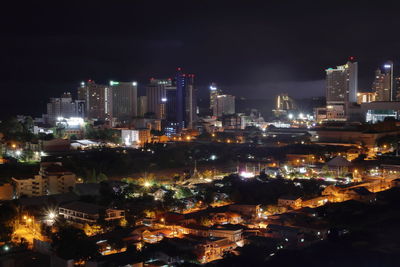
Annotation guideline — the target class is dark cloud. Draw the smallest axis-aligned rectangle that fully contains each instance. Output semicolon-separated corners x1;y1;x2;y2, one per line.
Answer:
1;0;400;118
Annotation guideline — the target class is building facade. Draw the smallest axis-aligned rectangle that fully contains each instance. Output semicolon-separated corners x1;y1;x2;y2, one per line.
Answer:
109;81;138;120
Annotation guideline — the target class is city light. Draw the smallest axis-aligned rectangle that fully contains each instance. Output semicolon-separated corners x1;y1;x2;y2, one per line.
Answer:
210;155;217;160
144;181;151;187
384;64;392;69
132;81;138;86
209;85;217;91
240;171;255;178
288;113;294;119
161;98;167;102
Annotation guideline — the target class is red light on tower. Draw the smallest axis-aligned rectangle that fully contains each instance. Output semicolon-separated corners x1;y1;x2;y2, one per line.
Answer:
349;56;355;61
177;67;181;71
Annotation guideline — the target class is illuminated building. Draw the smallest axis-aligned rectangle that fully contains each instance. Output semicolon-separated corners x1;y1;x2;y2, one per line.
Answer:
357;92;376;104
373;62;394;101
209;82;222;113
273;93;296;117
176;68;197;129
46;92;85;125
214;94;235;117
109;81;138;120
146;78;174;119
78;80;111;120
325;58;358;119
361;101;400;123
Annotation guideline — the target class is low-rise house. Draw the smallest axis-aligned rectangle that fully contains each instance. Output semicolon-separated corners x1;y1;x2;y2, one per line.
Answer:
278;195;302;209
59;201;125;225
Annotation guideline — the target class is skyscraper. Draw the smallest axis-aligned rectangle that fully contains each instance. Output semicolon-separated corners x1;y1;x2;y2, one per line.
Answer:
109;81;138;120
146;78;174;119
209;82;222;113
176;68;197;129
325;58;358;118
373;61;394;101
78;80;110;120
213;94;235;117
273;93;296;117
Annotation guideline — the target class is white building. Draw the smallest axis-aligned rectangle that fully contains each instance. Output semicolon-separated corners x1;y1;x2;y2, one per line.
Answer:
12;162;77;198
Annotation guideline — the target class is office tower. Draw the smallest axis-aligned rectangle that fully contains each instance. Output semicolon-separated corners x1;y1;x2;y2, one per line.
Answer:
176;68;197;129
209;82;222;112
46;92;84;125
109;81;138;120
373;61;394;101
165;87;177;122
273;93;296;117
138;96;148;117
325;58;358;118
78;80;110;120
146;78;173;119
213;94;235;117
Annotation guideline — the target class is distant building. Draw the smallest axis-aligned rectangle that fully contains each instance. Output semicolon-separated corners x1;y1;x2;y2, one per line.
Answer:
45;92;84;125
361;101;400;123
325;58;358;119
373;62;394;101
357;92;376;104
146;78;174;119
78;80;111;120
273;93;296;117
109;81;138;120
278;195;302;209
209;83;222;113
176;68;197;129
121;128;151;147
213;94;235;117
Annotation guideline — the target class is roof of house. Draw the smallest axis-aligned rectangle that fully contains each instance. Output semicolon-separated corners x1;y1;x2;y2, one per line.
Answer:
60;201;106;214
327;156;352;167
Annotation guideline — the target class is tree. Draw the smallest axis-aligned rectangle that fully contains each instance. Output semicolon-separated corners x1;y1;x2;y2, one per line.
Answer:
52;226;99;261
0;203;17;242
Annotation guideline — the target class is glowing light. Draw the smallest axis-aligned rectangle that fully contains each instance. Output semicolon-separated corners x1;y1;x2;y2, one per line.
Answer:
240;171;255;178
48;212;56;220
144;181;151;187
110;80;120;86
384;64;392;69
161;98;167;102
3;245;9;251
15;150;22;156
210;155;217;160
210;85;217;91
288;113;294;119
132;81;138;86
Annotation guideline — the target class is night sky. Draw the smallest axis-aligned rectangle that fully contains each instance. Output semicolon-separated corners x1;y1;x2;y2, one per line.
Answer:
1;1;400;118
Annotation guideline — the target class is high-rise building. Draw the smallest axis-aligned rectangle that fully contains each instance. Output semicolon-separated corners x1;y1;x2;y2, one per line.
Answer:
138;96;148;117
46;92;85;125
213;94;235;117
78;80;110;120
109;81;138;120
209;82;222;113
325;58;358;119
146;78;174;119
176;68;197;129
373;61;394;101
273;93;296;117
